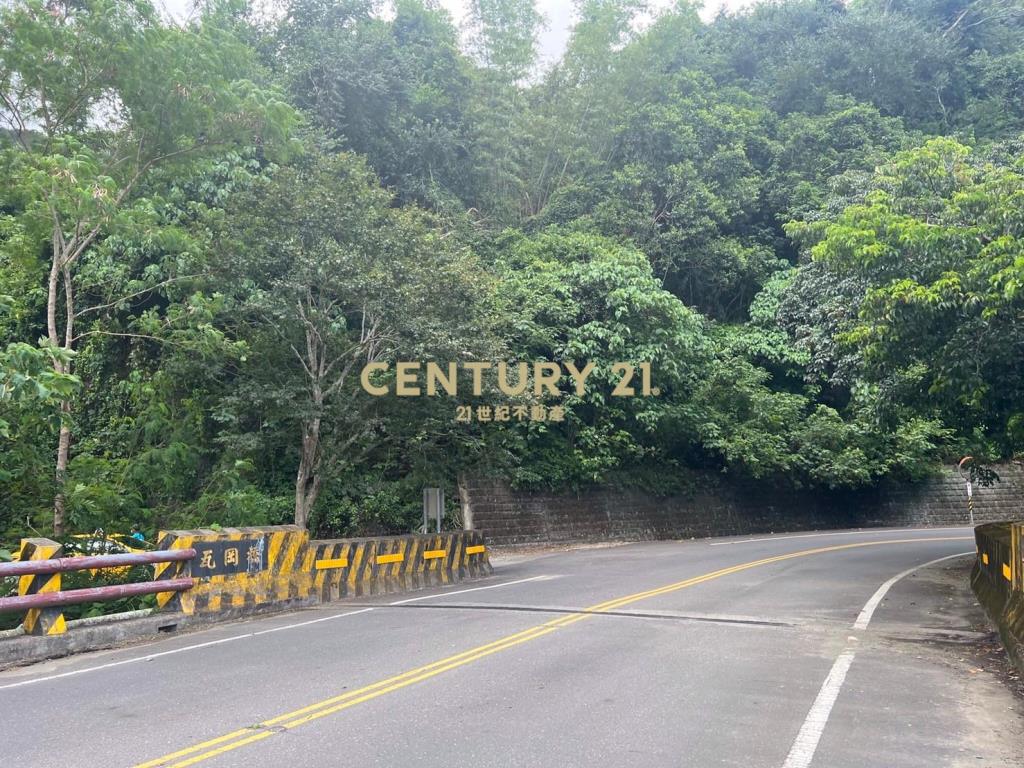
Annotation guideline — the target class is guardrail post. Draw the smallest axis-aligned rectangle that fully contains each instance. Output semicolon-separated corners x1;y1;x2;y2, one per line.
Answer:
18;538;66;636
1012;523;1023;592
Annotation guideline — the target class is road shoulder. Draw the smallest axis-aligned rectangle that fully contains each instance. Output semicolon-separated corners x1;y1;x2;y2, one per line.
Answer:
829;556;1024;767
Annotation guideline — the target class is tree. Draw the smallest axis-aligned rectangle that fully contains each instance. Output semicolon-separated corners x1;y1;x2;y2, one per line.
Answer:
465;0;542;83
707;0;962;131
0;335;80;539
787;137;1024;458
218;150;495;527
493;228;710;487
517;0;647;219
6;0;1024;547
0;0;294;533
273;0;475;210
766;97;915;228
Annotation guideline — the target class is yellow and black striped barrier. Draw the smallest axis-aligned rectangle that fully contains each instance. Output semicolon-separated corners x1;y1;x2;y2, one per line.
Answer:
153;526;312;614
972;521;1024;674
306;530;491;603
974;522;1017;590
153;527;492;616
18;538;66;636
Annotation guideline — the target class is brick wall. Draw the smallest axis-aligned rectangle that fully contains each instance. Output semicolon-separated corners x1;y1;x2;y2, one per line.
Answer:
466;464;1024;546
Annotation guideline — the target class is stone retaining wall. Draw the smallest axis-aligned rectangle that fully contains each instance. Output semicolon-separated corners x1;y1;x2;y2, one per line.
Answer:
466;464;1024;545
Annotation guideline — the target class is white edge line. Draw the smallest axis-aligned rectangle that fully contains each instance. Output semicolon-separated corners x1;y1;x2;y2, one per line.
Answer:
852;551;972;630
0;608;374;691
781;651;856;768
710;527;970;546
780;549;974;768
249;608;376;636
0;575;550;691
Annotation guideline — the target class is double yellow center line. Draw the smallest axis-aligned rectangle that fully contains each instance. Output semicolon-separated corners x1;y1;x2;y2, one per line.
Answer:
135;536;970;768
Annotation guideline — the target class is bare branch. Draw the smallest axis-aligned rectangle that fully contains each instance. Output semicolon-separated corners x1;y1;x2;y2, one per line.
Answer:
59;139;219;271
0;91;31;151
74;274;208;318
289;340;315;380
324;354;361;399
71;330;181;346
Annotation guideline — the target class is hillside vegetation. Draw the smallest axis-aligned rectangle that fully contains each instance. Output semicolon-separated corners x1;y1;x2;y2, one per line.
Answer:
1;0;1022;541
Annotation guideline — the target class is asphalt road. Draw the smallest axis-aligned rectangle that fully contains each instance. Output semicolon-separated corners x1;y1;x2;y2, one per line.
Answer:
2;527;1022;768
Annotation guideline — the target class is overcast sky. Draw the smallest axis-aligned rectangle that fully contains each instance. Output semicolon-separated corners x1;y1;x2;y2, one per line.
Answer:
159;0;758;67
443;1;756;67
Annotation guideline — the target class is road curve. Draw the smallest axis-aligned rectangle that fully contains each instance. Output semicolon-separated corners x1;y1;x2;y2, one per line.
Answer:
1;527;1021;767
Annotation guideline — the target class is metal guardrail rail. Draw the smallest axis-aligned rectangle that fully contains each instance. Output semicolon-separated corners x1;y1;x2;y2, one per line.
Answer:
0;548;196;617
0;549;195;578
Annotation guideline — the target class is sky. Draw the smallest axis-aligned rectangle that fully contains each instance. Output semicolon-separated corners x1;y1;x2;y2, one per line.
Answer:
447;1;757;67
159;0;758;67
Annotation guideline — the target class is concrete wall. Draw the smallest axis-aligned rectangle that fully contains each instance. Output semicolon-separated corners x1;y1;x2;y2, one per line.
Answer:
307;531;491;602
972;522;1024;675
154;526;313;615
154;527;492;616
466;464;1024;545
1;528;492;668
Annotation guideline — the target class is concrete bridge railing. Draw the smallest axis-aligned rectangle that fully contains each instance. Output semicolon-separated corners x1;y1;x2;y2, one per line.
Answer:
152;526;492;615
0;526;491;667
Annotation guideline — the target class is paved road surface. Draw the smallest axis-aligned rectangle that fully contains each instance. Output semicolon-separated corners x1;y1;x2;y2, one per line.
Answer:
2;527;1022;767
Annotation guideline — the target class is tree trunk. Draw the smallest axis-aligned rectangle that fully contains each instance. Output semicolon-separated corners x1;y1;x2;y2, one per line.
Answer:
53;412;71;537
294;417;321;529
457;471;473;531
47;251;72;536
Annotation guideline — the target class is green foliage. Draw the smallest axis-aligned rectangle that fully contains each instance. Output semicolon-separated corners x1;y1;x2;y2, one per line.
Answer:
0;341;79;537
213;148;499;526
274;0;473;209
494;228;710;487
2;0;1022;553
0;342;79;437
466;0;541;81
788;137;1024;458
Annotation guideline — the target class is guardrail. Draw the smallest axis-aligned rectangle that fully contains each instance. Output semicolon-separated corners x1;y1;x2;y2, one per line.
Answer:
0;538;195;636
972;521;1024;674
0;527;492;661
974;522;1021;593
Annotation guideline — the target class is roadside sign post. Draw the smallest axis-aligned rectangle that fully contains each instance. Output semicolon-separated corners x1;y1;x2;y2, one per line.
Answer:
423;488;444;533
958;456;975;527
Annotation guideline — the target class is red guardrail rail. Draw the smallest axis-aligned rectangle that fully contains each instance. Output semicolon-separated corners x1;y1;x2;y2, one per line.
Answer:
0;578;194;612
0;548;195;615
0;549;195;578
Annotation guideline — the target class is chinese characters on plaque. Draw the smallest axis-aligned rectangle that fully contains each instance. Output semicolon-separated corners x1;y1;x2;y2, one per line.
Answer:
191;536;268;576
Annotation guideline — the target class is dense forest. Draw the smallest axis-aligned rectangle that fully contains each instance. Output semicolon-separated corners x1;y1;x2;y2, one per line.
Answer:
1;0;1022;545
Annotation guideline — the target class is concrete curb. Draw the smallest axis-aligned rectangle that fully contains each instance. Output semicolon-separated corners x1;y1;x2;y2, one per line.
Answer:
0;611;191;670
0;597;327;671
